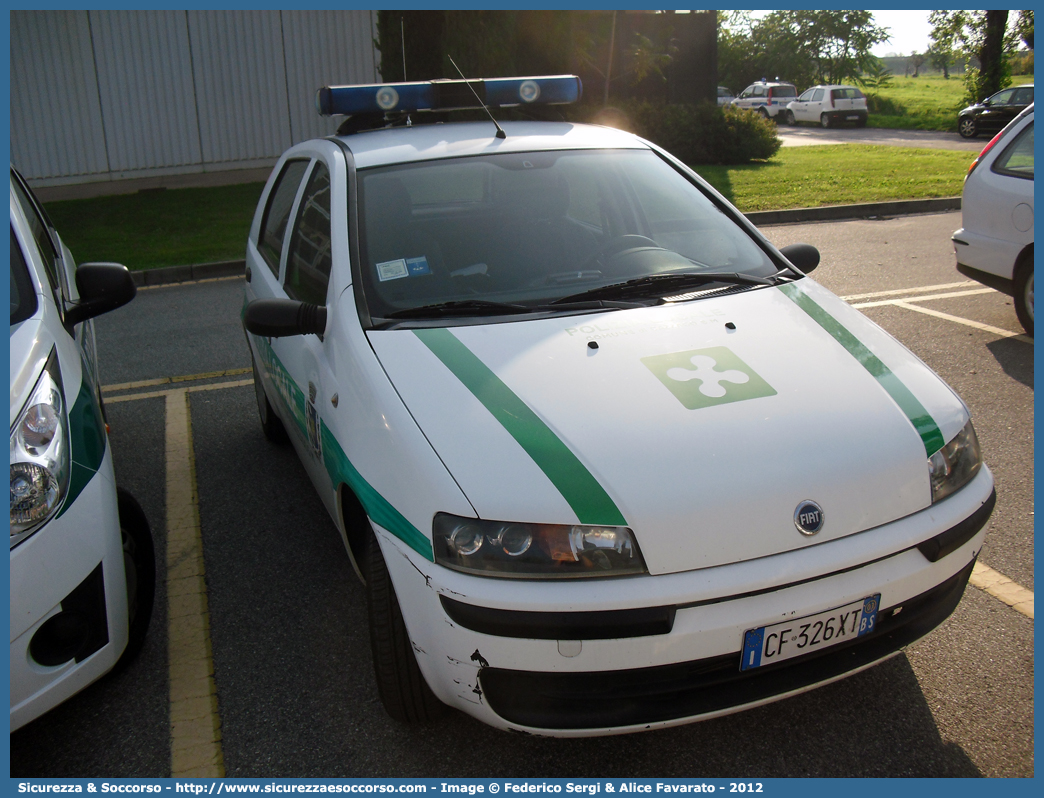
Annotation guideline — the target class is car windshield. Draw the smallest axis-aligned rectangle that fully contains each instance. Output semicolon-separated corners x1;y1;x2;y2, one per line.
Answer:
357;149;780;322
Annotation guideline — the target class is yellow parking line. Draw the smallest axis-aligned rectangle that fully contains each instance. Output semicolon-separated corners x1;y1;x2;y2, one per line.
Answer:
891;301;1033;344
851;288;995;308
105;378;253;404
165;389;225;777
971;562;1034;619
840;281;980;301
103;368;251;394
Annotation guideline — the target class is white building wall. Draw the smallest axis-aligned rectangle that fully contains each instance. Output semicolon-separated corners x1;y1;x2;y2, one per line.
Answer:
10;10;380;187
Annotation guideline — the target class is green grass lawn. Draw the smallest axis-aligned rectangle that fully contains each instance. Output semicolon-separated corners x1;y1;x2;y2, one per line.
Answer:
696;145;971;212
864;72;1033;132
44;144;972;270
45;182;266;272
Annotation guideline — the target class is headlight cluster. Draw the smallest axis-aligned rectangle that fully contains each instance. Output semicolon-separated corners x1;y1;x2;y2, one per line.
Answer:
433;513;647;578
10;350;70;547
928;419;982;503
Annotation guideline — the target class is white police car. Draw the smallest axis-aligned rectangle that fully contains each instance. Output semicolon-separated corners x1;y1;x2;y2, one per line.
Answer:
10;167;154;730
243;76;995;735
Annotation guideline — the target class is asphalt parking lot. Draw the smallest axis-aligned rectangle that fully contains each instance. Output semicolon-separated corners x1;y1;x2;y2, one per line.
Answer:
10;211;1033;778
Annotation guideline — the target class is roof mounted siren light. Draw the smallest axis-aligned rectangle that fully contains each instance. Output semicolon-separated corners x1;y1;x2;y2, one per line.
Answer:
315;74;582;120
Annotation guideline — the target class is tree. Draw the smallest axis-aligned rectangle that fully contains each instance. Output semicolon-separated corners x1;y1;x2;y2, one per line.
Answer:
856;57;894;90
909;51;927;78
928;10;1032;103
716;10;889;90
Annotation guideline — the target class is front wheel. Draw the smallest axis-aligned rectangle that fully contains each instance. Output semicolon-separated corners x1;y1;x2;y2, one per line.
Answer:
958;117;977;138
1014;255;1034;336
783;110;796;125
820;113;832;129
114;489;156;672
366;529;445;723
759;107;770;119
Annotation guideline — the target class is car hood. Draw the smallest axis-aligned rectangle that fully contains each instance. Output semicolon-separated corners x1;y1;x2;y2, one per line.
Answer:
368;279;969;575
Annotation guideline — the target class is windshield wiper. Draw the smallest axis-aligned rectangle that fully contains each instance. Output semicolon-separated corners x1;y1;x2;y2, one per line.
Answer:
550;271;774;305
384;299;533;319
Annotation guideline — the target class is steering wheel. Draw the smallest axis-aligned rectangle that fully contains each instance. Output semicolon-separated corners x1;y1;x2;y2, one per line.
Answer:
581;235;660;272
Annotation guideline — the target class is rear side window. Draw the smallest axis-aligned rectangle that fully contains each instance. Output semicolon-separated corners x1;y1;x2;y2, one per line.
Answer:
811;89;824;102
831;88;864;100
11;227;38;326
284;162;333;306
771;86;796;99
258;159;309;277
992;122;1034;179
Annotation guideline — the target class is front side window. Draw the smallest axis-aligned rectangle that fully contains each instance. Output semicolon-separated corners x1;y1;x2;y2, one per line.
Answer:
284;162;332;305
992;122;1034;179
358;149;781;323
798;89;814;102
989;89;1014;106
258;159;309;277
10;227;38;326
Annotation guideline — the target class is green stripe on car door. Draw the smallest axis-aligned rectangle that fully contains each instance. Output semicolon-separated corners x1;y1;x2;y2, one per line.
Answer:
779;282;946;456
414;328;628;527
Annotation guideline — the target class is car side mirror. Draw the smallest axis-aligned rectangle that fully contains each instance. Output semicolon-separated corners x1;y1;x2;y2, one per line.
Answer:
981;97;992;106
244;298;327;338
65;262;136;328
780;243;820;275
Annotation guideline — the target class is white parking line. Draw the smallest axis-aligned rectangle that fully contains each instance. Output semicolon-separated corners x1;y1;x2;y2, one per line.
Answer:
851;288;994;308
840;281;980;302
891;301;1032;343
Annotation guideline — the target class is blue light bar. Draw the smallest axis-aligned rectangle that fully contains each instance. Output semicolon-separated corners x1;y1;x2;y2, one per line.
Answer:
316;75;582;117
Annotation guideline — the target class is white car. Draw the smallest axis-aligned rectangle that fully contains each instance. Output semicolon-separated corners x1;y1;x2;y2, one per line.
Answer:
9;167;154;731
953;105;1034;335
784;85;868;128
716;86;735;106
243;76;995;736
730;80;797;118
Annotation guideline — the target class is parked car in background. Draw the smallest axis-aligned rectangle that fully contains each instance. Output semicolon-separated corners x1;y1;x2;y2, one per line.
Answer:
784;85;868;128
731;80;797;119
241;74;995;736
958;84;1033;139
716;86;735;106
953;105;1035;335
10;167;155;730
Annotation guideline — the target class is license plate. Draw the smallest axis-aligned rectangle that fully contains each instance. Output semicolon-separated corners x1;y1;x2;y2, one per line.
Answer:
740;594;880;671
846;115;860;120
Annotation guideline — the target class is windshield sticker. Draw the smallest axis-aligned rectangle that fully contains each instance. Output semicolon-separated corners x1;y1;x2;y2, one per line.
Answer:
642;347;776;410
406;256;431;276
376;259;409;281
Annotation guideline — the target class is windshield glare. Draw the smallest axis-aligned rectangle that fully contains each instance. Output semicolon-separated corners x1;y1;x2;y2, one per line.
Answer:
358;149;777;320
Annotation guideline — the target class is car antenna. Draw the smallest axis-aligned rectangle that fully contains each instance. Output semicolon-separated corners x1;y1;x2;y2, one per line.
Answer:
448;55;506;139
401;19;412;127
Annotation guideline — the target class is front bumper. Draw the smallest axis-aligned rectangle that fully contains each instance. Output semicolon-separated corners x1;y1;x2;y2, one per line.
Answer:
9;447;129;731
379;466;994;736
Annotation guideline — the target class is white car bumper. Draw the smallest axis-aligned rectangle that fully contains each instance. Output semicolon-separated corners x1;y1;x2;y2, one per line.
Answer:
9;447;129;731
381;466;994;736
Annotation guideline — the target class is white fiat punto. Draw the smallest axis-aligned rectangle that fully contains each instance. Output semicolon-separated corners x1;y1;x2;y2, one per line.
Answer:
10;167;155;730
243;76;995;735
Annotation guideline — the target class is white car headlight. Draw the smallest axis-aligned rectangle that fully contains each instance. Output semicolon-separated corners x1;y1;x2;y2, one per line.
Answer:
433;513;647;578
928;419;982;503
10;350;70;547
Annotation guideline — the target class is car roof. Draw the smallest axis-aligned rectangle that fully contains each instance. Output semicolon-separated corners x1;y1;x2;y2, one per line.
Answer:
340;120;649;169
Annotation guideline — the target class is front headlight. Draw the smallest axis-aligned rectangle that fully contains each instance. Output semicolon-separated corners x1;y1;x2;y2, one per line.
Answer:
10;349;70;547
433;513;647;578
928;419;982;503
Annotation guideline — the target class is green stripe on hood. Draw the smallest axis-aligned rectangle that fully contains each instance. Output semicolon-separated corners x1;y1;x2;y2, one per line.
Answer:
414;327;627;527
779;282;946;456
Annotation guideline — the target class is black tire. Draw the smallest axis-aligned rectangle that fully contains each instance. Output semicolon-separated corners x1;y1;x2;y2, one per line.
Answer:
1014;254;1034;336
113;488;155;672
820;113;832;129
365;530;444;723
758;107;770;119
856;115;867;128
783;110;796;126
252;356;288;443
958;116;977;139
